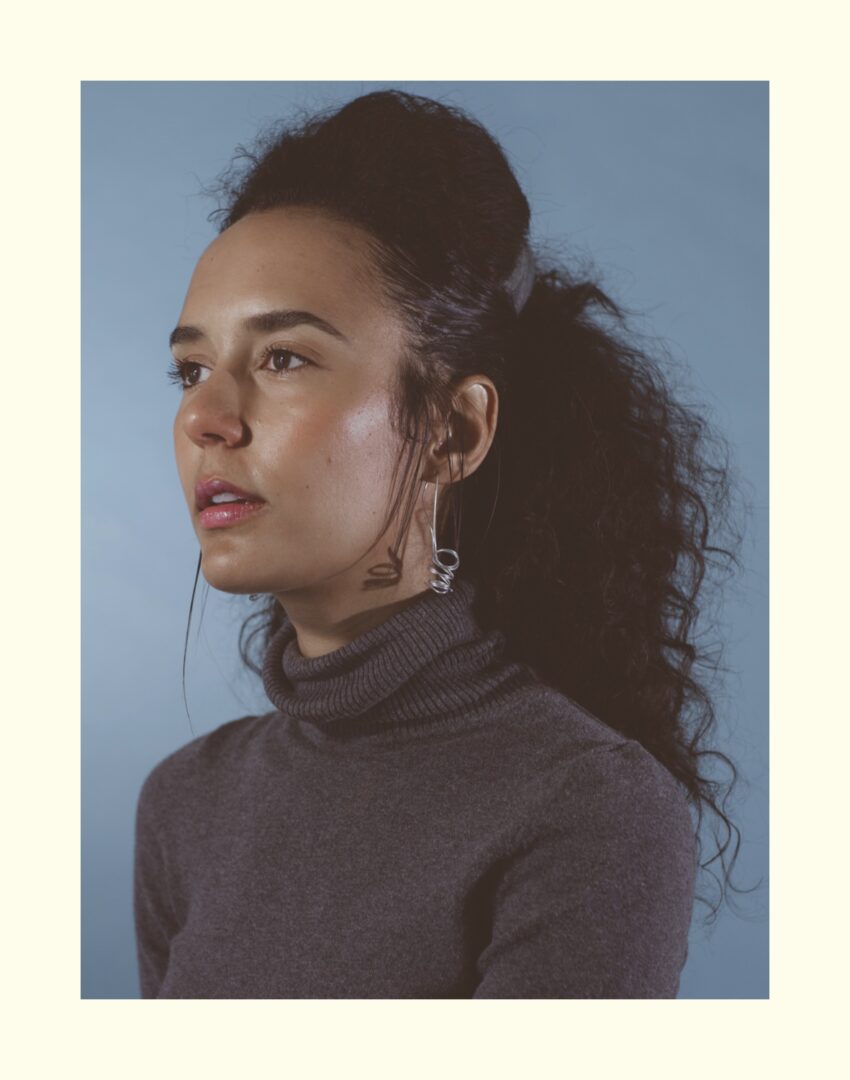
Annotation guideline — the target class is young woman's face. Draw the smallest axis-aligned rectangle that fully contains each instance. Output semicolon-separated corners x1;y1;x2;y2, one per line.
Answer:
171;206;422;602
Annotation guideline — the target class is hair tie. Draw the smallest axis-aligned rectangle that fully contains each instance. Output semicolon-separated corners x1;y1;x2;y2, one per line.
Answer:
504;239;535;314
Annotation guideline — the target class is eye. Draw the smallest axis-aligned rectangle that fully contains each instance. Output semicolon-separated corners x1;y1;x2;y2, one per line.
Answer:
165;345;313;391
259;344;313;375
166;358;207;389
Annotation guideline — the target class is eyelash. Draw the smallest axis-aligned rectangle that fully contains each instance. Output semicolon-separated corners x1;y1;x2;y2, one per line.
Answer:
165;344;313;390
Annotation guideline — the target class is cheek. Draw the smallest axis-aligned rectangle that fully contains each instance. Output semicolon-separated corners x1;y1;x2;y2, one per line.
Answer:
304;397;400;515
334;397;395;455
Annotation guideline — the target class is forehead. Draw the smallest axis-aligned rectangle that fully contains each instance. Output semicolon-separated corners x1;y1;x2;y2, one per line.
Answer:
182;207;387;327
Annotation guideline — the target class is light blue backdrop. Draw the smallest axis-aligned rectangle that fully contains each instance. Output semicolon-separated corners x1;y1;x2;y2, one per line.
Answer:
82;81;768;999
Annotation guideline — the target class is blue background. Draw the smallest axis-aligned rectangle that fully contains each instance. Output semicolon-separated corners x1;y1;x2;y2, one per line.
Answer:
82;81;768;999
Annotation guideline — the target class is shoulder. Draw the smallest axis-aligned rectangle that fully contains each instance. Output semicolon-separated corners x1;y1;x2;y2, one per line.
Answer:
136;711;278;824
502;684;697;872
549;737;698;909
558;738;696;856
474;697;699;997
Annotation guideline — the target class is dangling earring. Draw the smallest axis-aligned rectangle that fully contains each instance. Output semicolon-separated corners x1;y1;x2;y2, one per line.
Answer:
429;477;460;594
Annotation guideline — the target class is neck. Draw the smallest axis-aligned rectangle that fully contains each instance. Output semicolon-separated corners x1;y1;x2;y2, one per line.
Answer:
261;575;533;743
278;585;435;660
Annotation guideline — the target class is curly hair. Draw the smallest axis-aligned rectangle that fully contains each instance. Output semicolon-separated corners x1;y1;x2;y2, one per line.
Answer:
180;89;756;925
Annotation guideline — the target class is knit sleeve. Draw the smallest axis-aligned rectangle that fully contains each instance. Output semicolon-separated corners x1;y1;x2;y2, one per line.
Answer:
472;740;698;999
132;765;180;999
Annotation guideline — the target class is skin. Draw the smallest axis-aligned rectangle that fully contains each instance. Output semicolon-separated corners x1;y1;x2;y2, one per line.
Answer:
171;206;499;658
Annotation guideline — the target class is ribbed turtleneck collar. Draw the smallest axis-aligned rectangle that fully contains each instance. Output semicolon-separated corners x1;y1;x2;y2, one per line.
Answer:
261;577;525;741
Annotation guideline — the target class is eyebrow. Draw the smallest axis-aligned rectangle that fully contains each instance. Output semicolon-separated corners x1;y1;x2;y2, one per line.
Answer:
169;308;350;350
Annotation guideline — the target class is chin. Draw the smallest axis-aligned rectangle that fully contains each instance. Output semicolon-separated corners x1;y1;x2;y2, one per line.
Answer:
201;575;255;597
197;553;259;596
199;557;299;598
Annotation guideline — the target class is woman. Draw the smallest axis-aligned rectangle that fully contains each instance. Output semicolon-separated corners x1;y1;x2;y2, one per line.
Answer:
134;89;745;998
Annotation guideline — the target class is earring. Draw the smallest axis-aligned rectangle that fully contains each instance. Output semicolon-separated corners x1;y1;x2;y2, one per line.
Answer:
429;477;460;594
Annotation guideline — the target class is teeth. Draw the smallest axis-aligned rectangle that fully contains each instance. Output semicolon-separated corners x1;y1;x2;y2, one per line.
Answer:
210;492;245;504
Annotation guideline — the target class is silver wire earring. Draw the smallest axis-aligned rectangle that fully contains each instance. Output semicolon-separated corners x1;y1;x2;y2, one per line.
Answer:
429;477;460;594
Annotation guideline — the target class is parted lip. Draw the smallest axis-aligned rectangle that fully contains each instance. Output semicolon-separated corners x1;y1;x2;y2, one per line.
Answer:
195;476;266;510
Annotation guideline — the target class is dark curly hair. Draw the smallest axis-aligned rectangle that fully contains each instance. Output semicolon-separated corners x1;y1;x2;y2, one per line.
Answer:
180;89;757;925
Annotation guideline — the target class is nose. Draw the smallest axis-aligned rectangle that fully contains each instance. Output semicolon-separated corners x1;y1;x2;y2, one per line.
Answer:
179;368;250;448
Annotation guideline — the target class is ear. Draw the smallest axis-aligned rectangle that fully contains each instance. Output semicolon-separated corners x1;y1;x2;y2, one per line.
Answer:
429;376;499;486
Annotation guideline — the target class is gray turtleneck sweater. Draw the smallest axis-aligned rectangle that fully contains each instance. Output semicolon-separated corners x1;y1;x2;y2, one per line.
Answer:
133;577;697;998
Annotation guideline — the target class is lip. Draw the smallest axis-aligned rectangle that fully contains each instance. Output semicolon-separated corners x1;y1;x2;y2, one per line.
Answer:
195;475;266;511
198;500;268;529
